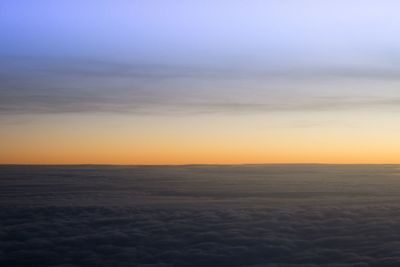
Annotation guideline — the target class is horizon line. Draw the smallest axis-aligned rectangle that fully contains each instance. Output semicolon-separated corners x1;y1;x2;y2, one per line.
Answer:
1;162;400;167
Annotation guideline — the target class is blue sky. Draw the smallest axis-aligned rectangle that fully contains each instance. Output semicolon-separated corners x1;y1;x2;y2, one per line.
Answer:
2;0;400;114
2;0;400;65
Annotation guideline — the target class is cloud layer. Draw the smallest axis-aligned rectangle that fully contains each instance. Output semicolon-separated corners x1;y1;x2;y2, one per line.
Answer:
1;206;400;266
2;57;400;115
2;165;400;266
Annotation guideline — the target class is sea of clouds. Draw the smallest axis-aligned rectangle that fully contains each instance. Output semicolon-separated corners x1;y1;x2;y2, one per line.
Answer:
1;165;400;266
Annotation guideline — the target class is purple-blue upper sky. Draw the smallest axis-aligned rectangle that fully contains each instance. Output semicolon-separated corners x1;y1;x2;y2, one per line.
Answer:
2;1;400;64
1;0;400;115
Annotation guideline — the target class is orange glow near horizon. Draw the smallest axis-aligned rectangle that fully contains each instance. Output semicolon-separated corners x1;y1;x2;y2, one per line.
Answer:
1;111;400;165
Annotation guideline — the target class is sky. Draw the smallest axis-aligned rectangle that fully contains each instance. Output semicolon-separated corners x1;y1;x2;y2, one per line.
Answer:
1;0;400;164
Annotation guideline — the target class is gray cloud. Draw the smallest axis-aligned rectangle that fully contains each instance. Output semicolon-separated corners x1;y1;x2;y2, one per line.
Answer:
2;56;400;115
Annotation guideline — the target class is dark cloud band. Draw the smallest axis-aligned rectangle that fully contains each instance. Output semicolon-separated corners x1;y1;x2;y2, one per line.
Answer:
2;56;400;115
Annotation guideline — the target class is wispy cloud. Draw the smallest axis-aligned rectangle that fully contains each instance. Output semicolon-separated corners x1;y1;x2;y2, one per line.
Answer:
2;56;400;115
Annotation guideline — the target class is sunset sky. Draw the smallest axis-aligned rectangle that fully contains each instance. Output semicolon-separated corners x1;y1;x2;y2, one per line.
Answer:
1;0;400;164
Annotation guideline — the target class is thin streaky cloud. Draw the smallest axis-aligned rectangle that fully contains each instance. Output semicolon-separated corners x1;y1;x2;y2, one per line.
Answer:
2;56;400;115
